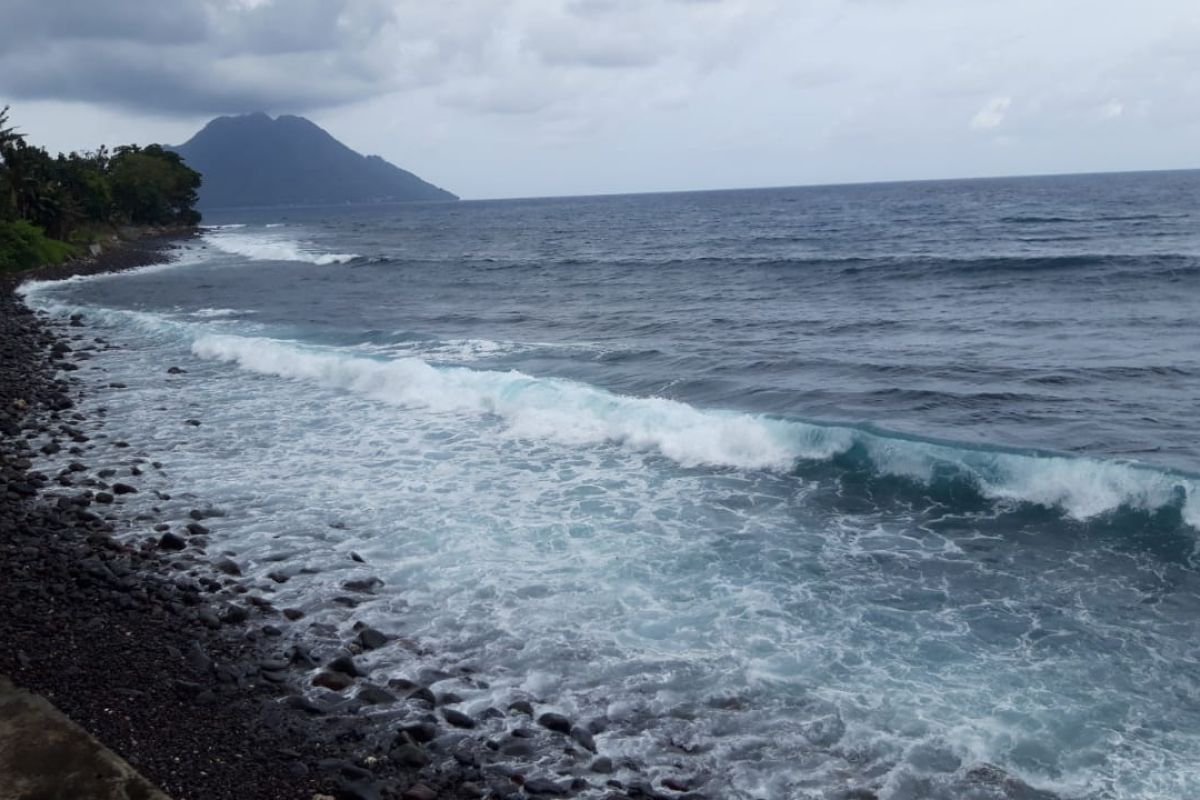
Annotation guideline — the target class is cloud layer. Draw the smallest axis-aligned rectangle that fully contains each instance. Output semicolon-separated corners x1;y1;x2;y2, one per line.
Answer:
5;0;1200;197
0;0;775;116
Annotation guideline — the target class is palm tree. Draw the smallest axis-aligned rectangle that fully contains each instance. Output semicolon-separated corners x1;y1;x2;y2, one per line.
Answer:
0;106;28;220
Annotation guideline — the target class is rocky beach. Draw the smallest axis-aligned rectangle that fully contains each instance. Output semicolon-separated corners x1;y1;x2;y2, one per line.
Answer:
0;239;658;800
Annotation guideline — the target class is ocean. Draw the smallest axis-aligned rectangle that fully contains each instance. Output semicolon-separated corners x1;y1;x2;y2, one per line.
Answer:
20;171;1200;799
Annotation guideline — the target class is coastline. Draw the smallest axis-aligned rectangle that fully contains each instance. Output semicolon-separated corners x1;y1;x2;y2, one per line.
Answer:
0;234;690;800
0;236;476;800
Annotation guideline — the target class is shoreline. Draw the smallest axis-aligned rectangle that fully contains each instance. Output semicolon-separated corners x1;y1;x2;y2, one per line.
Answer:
0;236;480;800
1;234;698;800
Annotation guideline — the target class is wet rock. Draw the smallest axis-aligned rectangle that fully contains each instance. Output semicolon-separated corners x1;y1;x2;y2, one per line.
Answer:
342;577;383;593
399;721;438;744
357;685;397;705
524;777;569;796
213;557;242;576
357;626;388;650
336;778;382;800
282;607;304;620
590;757;614;774
184;419;201;426
111;482;137;494
159;532;187;551
537;712;572;734
328;655;361;676
167;366;187;374
313;671;355;691
219;605;248;624
441;708;476;729
571;726;597;752
285;695;327;715
407;687;436;707
94;492;115;504
185;522;210;536
508;700;534;717
393;742;431;768
401;785;437;800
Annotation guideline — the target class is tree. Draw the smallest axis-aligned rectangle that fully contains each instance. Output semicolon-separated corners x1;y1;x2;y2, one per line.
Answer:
0;105;28;221
109;144;202;226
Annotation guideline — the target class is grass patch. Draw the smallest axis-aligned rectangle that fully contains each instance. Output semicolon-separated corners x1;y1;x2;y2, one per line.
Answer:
0;220;78;273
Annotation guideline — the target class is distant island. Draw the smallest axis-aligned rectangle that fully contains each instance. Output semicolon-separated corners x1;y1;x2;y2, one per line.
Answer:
173;113;457;209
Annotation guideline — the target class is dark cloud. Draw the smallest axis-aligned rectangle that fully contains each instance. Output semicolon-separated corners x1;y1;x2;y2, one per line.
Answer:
0;0;400;115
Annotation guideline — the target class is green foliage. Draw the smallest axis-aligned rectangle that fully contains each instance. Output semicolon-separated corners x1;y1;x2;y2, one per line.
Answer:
109;145;202;226
0;220;77;273
0;105;202;264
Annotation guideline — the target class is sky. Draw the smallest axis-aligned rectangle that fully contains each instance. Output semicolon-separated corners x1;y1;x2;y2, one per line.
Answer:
2;0;1199;200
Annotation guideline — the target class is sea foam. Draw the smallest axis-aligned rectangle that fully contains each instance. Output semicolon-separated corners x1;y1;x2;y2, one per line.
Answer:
203;230;357;265
191;332;1200;529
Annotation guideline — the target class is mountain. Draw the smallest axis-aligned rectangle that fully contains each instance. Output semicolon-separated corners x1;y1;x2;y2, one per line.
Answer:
173;112;457;208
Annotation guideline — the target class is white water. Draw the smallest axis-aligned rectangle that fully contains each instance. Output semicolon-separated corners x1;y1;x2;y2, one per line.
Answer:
202;228;357;264
19;248;1200;800
190;331;1200;529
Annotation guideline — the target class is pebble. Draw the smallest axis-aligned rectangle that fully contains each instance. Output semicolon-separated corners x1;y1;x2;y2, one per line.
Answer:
442;708;476;729
357;626;388;650
537;712;572;734
159;532;187;550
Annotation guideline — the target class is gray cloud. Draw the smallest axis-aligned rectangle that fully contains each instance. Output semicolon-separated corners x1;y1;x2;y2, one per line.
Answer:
0;0;775;116
6;0;1200;199
0;0;404;114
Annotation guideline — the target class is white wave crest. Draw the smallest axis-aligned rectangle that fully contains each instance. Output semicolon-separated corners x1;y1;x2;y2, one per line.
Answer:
204;230;357;265
191;332;1199;527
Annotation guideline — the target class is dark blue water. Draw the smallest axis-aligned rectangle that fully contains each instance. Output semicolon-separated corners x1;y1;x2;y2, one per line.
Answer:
25;171;1200;799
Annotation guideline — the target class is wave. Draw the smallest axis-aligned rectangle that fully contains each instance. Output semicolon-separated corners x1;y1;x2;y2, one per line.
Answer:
191;332;1200;529
203;230;358;265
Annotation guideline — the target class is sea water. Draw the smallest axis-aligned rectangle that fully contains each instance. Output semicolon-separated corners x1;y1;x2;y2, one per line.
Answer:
21;172;1200;799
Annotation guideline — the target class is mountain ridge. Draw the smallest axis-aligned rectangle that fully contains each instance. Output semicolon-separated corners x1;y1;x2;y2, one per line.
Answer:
173;113;457;209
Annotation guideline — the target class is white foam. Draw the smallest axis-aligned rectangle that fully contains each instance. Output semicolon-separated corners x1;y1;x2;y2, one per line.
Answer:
203;230;357;265
190;331;1199;527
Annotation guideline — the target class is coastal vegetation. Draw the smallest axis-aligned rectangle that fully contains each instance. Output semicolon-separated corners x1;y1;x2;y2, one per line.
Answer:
0;106;201;272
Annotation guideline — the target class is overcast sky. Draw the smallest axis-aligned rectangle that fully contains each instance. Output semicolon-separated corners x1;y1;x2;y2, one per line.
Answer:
3;0;1199;199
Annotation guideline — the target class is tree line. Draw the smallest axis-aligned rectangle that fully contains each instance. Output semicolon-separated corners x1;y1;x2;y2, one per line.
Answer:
1;105;202;270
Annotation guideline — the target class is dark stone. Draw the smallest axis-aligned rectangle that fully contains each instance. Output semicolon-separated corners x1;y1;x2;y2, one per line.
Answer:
94;492;115;504
184;419;201;426
327;655;361;676
407;687;436;706
357;626;388;650
537;712;572;734
313;671;355;691
399;721;438;744
392;743;431;768
111;482;137;494
571;725;597;752
213;557;241;576
357;685;397;705
186;522;210;536
219;605;248;624
441;708;475;729
590;757;614;774
167;366;187;374
159;532;187;550
524;778;569;796
401;785;437;800
282;607;304;620
342;577;382;593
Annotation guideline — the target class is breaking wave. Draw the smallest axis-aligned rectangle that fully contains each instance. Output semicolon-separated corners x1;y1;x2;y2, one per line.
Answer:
203;230;357;265
191;332;1200;529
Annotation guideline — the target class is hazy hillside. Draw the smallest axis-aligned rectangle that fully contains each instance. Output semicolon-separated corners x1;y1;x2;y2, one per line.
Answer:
174;113;457;208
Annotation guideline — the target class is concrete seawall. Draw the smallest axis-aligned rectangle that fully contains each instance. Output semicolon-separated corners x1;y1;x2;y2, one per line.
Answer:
0;675;169;800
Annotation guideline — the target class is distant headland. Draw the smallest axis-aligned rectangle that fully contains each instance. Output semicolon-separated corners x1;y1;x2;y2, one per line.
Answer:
172;112;458;209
